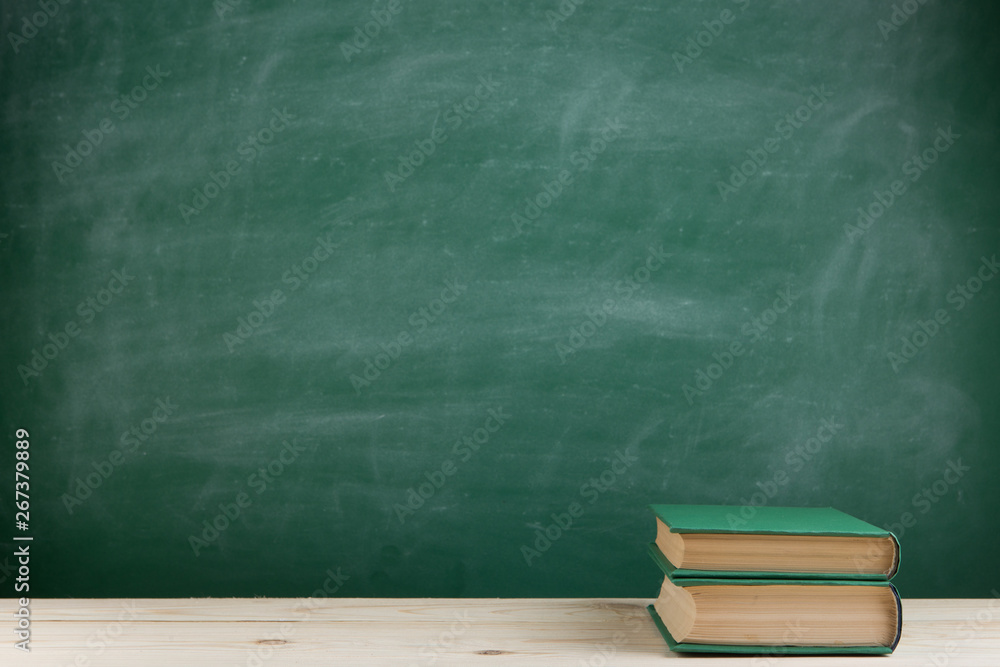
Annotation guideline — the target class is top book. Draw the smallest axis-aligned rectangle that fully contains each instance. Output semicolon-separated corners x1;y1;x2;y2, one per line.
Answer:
650;504;899;580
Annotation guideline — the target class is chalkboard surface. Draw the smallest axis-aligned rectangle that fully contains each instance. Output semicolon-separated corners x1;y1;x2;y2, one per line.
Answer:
1;1;998;600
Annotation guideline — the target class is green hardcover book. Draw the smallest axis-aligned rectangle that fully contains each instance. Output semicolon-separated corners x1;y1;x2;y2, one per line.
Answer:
649;504;900;580
647;543;902;654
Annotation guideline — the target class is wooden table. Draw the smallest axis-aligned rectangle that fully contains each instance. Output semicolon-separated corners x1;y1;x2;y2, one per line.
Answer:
3;598;998;665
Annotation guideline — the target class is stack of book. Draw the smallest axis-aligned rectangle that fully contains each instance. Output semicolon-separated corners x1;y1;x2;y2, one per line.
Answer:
646;505;902;655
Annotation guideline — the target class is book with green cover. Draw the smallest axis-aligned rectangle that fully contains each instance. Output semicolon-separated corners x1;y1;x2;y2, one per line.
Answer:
649;504;900;579
646;603;900;656
647;543;902;654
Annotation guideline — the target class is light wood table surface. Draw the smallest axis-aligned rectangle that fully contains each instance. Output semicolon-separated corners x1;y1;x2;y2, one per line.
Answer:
3;598;999;665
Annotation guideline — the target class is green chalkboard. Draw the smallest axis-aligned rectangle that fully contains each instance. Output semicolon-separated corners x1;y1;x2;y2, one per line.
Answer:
1;0;998;600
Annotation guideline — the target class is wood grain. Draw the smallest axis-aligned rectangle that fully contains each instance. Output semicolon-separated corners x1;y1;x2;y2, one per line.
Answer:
2;598;998;665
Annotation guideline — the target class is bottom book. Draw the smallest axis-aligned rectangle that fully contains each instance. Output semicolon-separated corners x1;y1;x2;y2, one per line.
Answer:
646;602;900;656
647;544;902;654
